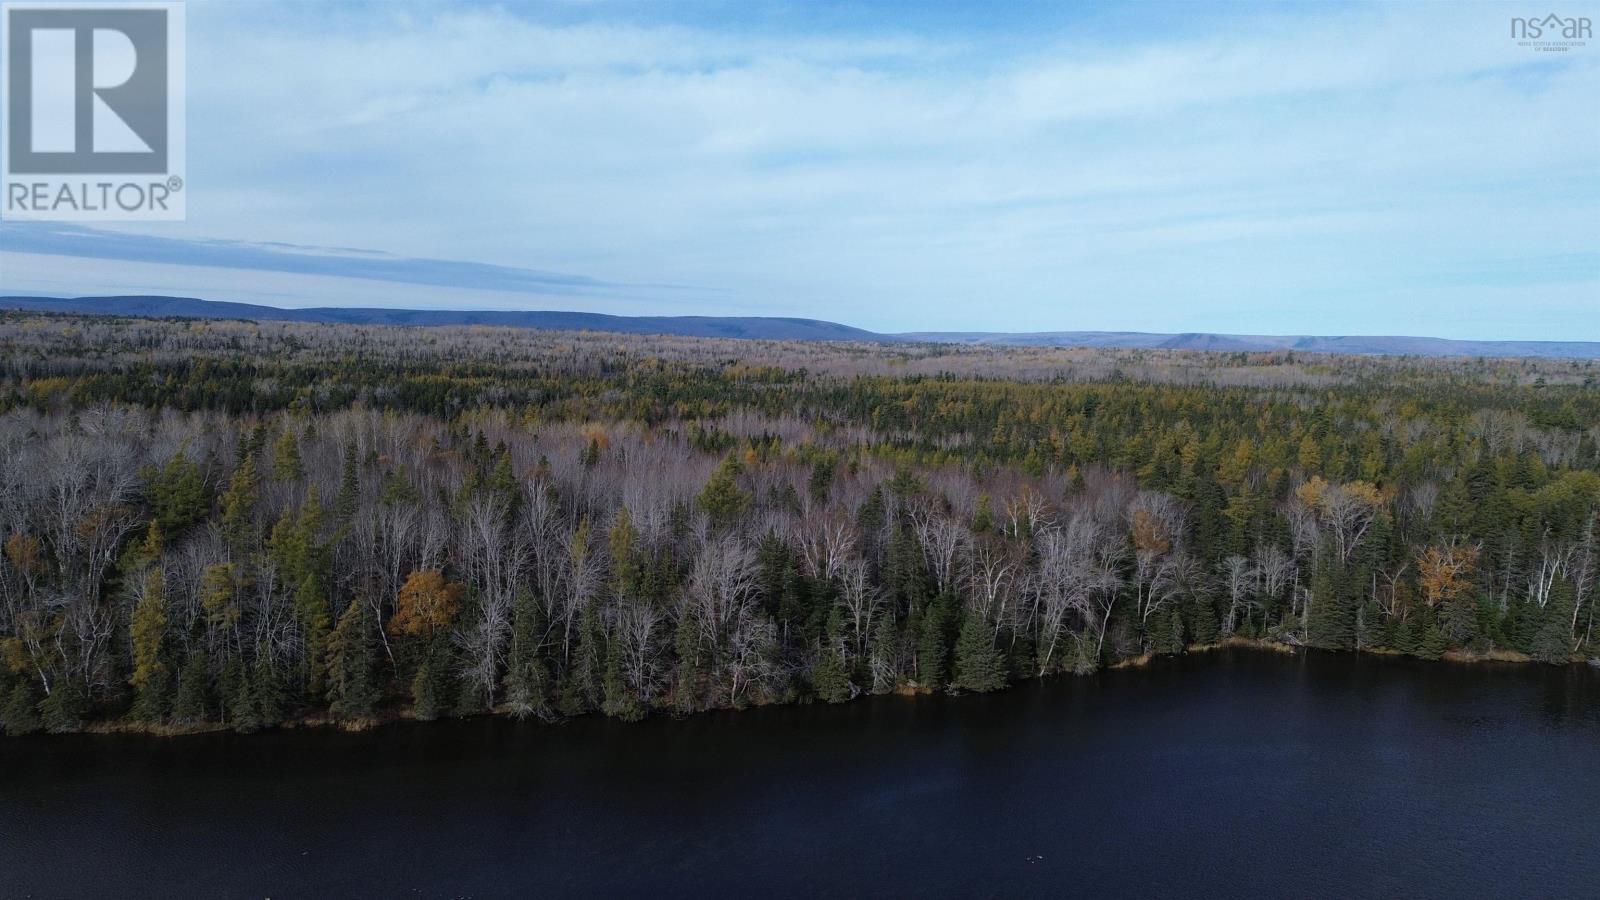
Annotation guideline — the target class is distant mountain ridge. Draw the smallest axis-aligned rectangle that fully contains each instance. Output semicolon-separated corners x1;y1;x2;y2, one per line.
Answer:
0;295;881;342
3;295;1596;359
900;330;1600;359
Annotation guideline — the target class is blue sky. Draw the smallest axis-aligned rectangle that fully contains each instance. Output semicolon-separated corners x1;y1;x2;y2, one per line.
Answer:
2;0;1597;339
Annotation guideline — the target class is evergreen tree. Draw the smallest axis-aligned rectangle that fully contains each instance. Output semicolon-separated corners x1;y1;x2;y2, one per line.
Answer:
328;599;381;720
172;652;211;725
916;594;955;688
1306;548;1355;651
411;637;451;721
808;459;834;505
1162;608;1187;655
40;677;88;732
1530;579;1576;665
1188;595;1220;646
272;428;304;481
953;616;1007;692
697;456;751;530
253;659;286;726
220;453;260;556
228;658;261;733
3;680;42;736
130;568;171;723
674;604;703;713
149;452;210;530
294;574;332;697
811;644;852;703
1416;622;1448;661
504;591;552;720
334;441;361;523
1356;601;1384;651
601;637;643;721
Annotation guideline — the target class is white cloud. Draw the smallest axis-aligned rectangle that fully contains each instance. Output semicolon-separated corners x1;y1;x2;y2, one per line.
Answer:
25;0;1599;339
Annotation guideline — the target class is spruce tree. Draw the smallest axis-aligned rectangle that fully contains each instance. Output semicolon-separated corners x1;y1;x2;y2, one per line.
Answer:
916;594;955;688
334;441;361;523
504;591;551;719
674;604;703;713
811;642;853;703
40;677;87;733
253;659;286;726
953;616;1007;692
229;659;261;733
601;638;643;721
1162;608;1187;655
1188;595;1220;646
1531;579;1576;665
3;680;42;736
294;574;332;697
172;652;211;725
328;600;381;721
1416;623;1448;661
411;637;450;721
697;456;751;530
1306;548;1355;651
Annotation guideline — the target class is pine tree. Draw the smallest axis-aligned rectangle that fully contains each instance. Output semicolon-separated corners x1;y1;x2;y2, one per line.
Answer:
953;616;1006;692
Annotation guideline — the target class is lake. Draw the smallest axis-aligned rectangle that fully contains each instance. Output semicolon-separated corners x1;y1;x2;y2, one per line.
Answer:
4;648;1599;898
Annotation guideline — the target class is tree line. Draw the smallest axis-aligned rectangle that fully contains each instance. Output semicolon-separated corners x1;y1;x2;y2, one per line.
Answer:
0;313;1596;734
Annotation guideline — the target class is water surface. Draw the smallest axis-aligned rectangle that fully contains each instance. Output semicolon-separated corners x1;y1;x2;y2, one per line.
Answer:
4;649;1599;898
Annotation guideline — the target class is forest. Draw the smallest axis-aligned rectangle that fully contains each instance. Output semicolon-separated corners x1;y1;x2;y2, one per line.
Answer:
1;311;1597;735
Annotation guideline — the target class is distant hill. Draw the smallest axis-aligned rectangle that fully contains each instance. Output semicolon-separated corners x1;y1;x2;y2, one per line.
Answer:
0;295;884;342
3;295;1595;359
898;330;1600;360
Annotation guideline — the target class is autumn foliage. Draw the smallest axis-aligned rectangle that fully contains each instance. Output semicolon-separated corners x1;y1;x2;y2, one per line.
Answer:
390;570;465;638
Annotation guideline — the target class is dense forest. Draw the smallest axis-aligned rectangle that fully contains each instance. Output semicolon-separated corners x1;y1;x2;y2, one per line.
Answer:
1;311;1597;735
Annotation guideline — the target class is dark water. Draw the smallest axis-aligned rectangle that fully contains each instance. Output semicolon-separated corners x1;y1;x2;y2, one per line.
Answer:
4;650;1599;899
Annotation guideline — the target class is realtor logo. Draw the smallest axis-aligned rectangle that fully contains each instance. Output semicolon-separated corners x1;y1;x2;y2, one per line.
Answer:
2;1;185;220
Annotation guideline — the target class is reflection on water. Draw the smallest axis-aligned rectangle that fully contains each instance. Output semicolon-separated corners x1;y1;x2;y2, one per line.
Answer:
4;649;1598;898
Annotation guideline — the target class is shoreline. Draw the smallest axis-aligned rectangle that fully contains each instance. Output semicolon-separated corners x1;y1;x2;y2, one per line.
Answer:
24;639;1596;740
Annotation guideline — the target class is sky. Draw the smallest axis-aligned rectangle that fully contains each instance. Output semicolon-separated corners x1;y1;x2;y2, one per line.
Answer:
1;0;1597;339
